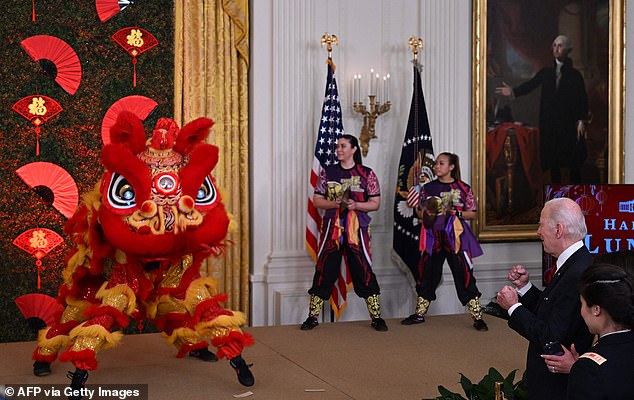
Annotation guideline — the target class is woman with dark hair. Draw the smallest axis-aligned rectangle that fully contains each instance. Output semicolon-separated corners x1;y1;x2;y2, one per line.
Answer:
301;134;387;331
566;263;634;399
401;152;488;330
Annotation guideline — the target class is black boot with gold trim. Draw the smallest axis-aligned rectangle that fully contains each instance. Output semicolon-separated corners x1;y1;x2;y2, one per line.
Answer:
300;294;324;330
467;297;488;331
401;296;430;325
365;294;388;331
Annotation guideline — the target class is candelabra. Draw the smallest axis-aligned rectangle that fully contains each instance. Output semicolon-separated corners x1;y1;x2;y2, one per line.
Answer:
352;70;391;157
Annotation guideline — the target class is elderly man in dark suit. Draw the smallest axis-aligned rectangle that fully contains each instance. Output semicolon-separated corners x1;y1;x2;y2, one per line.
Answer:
497;197;593;400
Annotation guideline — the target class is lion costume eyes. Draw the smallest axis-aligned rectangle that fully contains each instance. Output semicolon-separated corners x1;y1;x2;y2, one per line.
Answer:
106;173;217;210
196;176;217;206
107;173;136;209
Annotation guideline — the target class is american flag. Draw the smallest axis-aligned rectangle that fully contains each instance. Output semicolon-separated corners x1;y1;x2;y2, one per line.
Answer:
393;61;435;275
306;60;350;318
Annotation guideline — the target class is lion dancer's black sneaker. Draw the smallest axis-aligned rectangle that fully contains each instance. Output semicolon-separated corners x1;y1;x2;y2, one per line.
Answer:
33;360;51;376
300;294;324;330
402;297;430;325
401;313;425;325
66;367;89;400
229;355;254;387
189;348;219;362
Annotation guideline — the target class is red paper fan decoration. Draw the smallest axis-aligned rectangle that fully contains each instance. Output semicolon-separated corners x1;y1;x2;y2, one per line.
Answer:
12;95;63;156
112;27;158;87
15;293;63;327
21;35;82;95
101;95;158;145
13;228;64;289
96;0;134;22
16;162;79;218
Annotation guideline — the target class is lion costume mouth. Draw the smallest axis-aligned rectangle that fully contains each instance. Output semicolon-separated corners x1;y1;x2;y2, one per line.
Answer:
127;197;203;235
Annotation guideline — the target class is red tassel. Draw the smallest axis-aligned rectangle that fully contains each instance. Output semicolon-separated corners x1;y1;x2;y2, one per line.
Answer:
132;58;137;87
35;127;40;156
36;259;43;289
32;0;36;22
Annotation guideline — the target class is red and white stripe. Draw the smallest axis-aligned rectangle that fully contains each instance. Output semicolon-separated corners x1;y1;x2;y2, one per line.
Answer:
306;157;322;261
406;185;420;208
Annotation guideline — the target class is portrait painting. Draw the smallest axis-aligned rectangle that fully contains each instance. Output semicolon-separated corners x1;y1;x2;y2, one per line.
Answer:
471;0;624;241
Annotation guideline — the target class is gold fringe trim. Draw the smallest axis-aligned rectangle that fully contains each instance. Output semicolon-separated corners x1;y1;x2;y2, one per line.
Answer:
183;277;218;312
59;299;91;324
77;187;102;250
148;295;189;320
68;323;124;351
63;246;89;285
65;297;92;309
61;186;102;285
195;312;247;338
96;283;137;315
164;327;200;347
37;327;71;353
83;185;102;211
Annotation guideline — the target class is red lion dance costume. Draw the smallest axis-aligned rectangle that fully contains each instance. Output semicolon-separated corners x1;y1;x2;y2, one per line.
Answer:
32;112;254;396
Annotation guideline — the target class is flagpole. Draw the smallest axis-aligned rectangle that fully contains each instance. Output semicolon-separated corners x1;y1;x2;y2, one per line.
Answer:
408;37;424;186
392;35;435;286
321;32;339;324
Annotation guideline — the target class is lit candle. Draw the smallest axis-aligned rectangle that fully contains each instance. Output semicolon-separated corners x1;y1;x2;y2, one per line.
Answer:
385;74;390;102
382;76;387;104
375;73;380;98
351;75;356;104
369;68;374;95
351;76;355;105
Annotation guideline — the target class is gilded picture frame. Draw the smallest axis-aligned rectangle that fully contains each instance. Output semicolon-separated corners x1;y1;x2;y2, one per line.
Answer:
471;0;624;241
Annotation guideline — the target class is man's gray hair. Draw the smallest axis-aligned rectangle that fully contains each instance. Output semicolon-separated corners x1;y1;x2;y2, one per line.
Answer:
554;35;573;51
545;197;587;241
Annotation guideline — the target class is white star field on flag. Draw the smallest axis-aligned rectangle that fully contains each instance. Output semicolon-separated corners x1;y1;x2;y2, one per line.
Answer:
315;82;344;167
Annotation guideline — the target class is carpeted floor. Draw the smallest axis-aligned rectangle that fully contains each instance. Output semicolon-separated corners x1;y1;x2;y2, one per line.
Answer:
0;314;527;400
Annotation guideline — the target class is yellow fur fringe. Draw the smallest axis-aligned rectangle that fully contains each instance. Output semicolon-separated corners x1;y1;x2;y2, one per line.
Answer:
37;327;71;351
183;277;218;312
96;282;137;315
163;327;199;346
68;324;124;351
196;312;247;332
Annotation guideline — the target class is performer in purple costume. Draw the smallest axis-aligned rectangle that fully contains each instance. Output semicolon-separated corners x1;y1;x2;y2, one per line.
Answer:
300;134;388;332
401;152;488;331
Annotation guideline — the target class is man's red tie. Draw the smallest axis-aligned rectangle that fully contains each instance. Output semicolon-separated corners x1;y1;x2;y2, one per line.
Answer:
544;263;557;284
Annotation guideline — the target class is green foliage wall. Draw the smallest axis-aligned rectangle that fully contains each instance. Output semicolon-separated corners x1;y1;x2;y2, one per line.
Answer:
0;1;174;342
